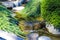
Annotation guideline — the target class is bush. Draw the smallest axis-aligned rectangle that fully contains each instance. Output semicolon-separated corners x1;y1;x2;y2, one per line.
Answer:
18;0;40;21
0;5;26;38
41;0;60;28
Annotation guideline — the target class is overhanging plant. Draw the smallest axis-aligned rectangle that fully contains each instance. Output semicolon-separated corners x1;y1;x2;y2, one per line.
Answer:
41;0;60;28
0;5;26;38
15;0;41;21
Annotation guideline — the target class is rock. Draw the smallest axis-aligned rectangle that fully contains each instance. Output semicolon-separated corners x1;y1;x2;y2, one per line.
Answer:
38;36;51;40
28;33;39;40
0;30;24;40
46;23;60;35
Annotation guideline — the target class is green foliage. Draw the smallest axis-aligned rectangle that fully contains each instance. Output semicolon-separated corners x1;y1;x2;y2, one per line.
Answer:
41;0;60;28
19;0;40;21
0;5;26;38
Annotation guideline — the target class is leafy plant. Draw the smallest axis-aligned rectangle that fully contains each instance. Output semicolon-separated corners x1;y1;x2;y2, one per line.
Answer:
16;0;40;21
0;5;26;38
41;0;60;28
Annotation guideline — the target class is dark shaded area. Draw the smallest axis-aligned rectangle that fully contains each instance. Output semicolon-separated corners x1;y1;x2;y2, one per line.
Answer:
8;16;19;25
0;0;8;2
21;0;28;4
47;4;60;12
7;7;12;10
0;37;6;40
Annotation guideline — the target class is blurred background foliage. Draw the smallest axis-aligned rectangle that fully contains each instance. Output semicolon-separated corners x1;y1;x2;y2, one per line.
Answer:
41;0;60;28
